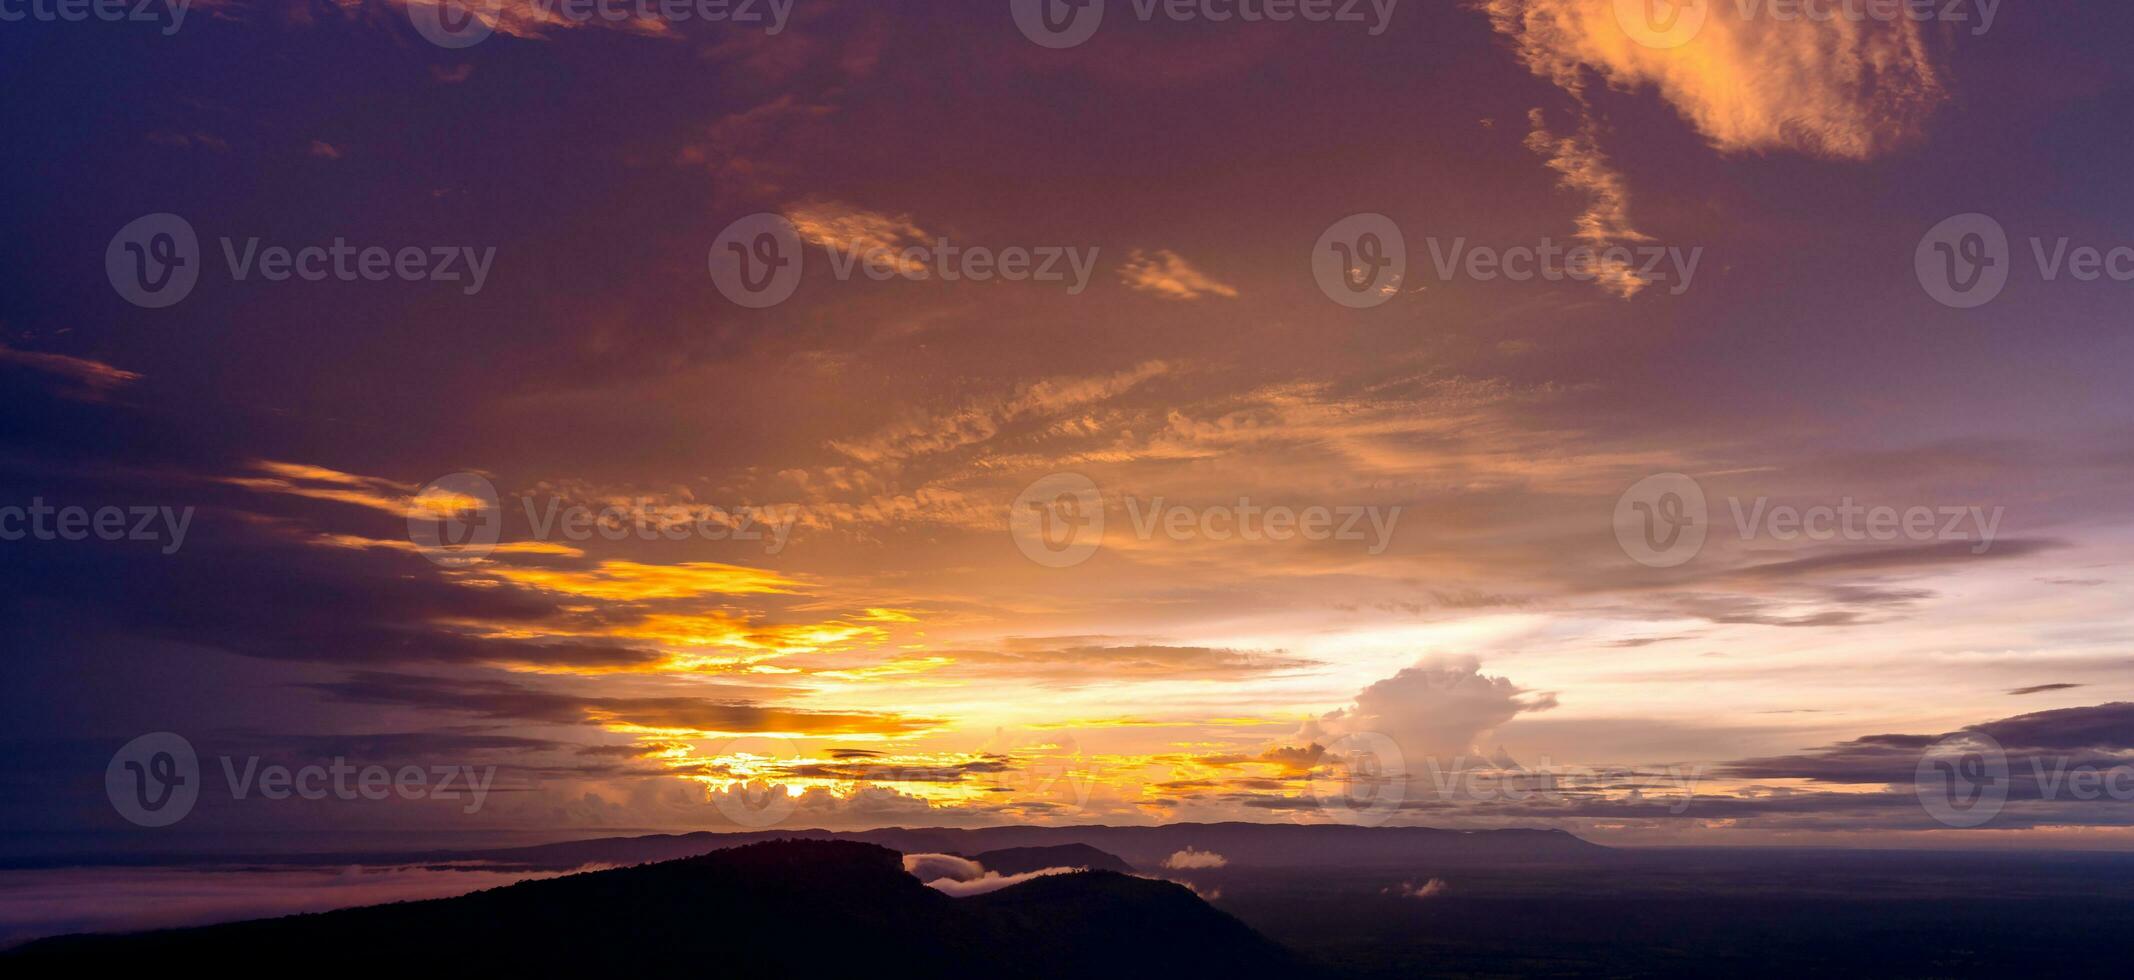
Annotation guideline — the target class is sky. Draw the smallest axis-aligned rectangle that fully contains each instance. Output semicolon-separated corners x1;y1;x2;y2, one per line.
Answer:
3;0;2134;853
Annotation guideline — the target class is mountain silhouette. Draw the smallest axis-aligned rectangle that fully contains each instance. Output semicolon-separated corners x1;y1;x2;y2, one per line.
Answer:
449;822;1604;873
970;843;1136;875
8;839;1306;976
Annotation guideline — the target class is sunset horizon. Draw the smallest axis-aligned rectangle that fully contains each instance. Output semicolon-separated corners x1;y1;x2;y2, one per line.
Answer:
6;0;2134;972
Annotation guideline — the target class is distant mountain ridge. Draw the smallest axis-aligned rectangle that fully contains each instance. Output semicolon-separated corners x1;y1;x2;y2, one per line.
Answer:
459;821;1606;873
8;839;1309;976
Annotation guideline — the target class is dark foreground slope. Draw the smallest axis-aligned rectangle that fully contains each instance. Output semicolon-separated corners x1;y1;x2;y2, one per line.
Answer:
7;840;1305;977
1;822;1604;874
1212;848;2134;979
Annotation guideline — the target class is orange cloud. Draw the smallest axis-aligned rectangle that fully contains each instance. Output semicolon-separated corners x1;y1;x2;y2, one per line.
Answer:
224;460;415;516
783;198;939;277
1118;249;1240;300
827;361;1170;464
1484;0;1946;159
0;344;141;399
478;560;806;601
1524;108;1653;298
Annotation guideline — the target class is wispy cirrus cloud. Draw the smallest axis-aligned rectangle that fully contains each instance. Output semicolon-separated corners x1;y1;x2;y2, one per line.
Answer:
928;640;1320;687
785;199;931;276
220;460;417;516
1523;109;1653;298
1118;249;1240;300
826;361;1171;464
0;344;141;400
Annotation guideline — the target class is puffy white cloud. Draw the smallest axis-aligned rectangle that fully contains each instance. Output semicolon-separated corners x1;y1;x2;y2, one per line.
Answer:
1302;656;1556;768
1161;847;1229;870
901;852;985;883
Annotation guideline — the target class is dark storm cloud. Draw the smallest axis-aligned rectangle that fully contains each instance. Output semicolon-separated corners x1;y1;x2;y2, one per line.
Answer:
1720;704;2134;796
2009;683;2086;696
1977;702;2134;751
1606;634;1700;648
201;728;679;784
1657;594;1874;628
941;641;1319;684
223;730;571;761
780;757;1014;783
0;510;669;671
1173;704;2134;834
0;344;141;401
575;743;665;759
1643;577;1972;628
0;402;698;677
308;671;941;736
1729;539;2066;580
